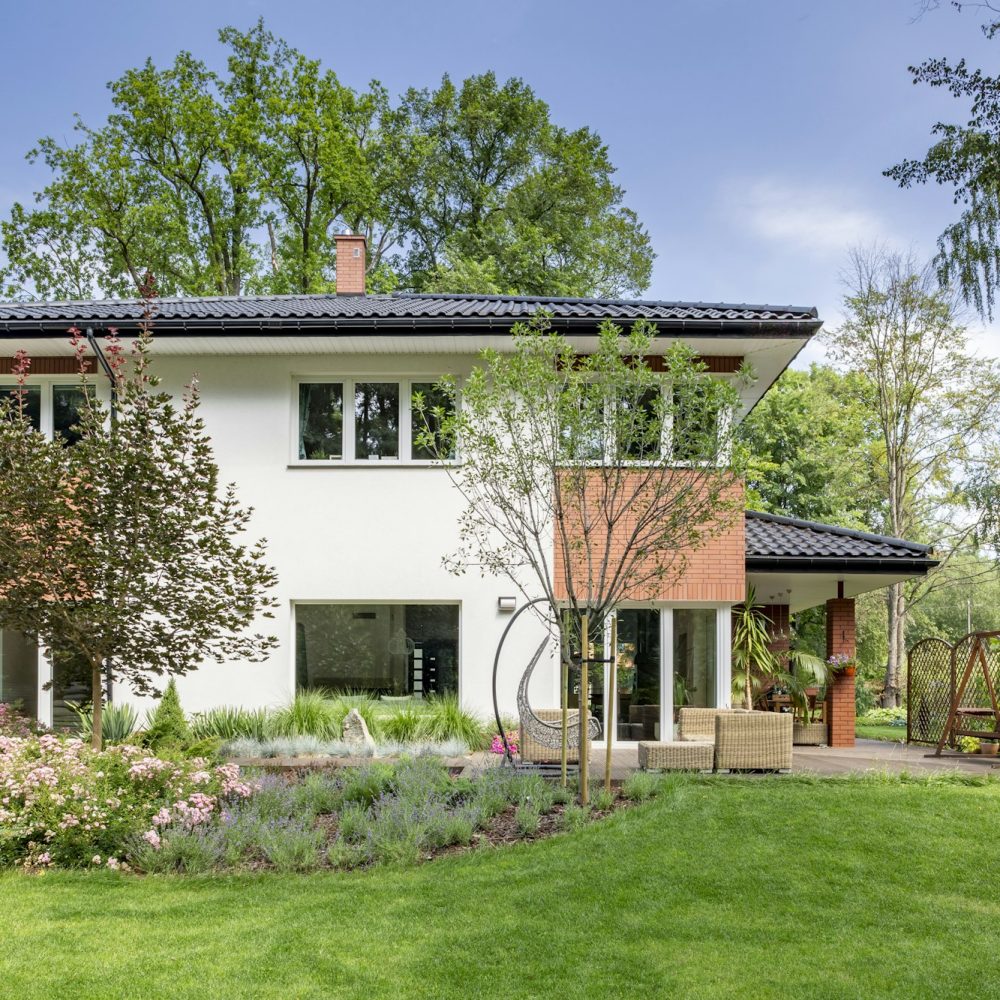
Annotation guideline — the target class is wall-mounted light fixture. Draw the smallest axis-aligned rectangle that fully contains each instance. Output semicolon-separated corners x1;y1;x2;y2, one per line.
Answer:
497;596;517;613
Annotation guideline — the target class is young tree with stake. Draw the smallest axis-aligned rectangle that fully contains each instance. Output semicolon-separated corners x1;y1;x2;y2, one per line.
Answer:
0;291;278;748
415;315;746;801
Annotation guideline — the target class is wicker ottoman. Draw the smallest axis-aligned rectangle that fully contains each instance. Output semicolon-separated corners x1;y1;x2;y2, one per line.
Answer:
638;741;714;772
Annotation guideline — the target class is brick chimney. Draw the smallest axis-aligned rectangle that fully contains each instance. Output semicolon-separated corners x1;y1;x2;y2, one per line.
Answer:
334;231;367;295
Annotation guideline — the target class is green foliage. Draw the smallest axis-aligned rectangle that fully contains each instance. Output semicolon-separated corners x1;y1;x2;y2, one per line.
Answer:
419;695;488;750
340;764;396;809
130;826;225;874
269;690;343;741
885;21;1000;319
740;364;879;527
0;317;278;751
67;700;139;745
590;787;615;813
143;680;191;752
558;803;589;832
1;25;652;300
622;770;661;802
258;820;324;873
190;706;273;743
731;586;777;711
514;803;541;837
378;705;425;743
858;707;906;727
0;733;254;868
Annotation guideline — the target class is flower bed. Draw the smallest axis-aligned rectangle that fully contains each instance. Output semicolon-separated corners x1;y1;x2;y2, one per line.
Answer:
0;734;255;869
1;730;664;873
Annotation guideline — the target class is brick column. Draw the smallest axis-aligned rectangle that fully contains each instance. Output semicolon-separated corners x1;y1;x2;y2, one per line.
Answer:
826;598;856;748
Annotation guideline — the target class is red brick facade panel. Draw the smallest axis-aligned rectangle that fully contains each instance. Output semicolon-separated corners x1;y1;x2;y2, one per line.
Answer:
553;472;745;603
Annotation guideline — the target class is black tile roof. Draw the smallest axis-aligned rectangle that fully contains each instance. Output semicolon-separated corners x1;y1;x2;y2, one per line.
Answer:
0;292;821;336
746;510;936;570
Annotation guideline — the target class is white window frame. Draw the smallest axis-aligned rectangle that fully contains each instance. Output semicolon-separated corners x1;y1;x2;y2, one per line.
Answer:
587;603;733;747
558;374;734;470
0;377;99;441
291;599;462;702
290;374;457;467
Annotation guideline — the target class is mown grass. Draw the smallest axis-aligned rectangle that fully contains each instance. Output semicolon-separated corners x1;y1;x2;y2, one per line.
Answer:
4;773;1000;999
856;724;907;742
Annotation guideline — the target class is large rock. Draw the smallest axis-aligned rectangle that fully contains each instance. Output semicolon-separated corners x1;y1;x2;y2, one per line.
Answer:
342;708;376;752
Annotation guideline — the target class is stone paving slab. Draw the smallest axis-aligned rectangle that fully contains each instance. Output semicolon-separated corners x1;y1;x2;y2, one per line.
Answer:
586;739;1000;781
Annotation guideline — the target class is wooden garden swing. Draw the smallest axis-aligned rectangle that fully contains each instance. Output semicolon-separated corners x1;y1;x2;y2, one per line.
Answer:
934;631;1000;755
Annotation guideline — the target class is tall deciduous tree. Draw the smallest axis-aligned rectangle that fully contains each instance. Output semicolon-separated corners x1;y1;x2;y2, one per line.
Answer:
415;316;744;800
740;364;880;528
828;246;1000;706
886;7;1000;318
0;295;278;749
1;23;653;301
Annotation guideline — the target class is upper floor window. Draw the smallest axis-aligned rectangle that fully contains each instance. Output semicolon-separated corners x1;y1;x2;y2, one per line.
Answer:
295;377;455;464
559;379;725;466
1;382;93;445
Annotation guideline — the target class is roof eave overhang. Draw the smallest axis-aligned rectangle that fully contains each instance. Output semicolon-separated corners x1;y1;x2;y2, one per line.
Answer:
746;557;939;574
0;316;824;338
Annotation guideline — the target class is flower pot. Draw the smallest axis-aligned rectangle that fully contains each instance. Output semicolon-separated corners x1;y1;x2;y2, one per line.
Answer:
980;742;999;756
840;666;856;678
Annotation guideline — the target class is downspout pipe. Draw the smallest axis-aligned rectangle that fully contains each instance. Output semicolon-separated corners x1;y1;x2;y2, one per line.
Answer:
84;327;115;703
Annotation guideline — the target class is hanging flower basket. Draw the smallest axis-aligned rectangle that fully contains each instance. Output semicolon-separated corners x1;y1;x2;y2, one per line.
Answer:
826;654;856;678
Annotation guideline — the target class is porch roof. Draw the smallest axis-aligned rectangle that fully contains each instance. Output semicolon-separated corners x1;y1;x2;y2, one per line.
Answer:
745;510;937;612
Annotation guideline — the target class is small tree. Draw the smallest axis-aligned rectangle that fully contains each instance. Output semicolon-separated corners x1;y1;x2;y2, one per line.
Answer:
0;295;278;748
416;316;746;800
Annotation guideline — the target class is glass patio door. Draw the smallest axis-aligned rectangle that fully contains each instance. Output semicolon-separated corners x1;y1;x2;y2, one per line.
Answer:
672;609;718;724
611;609;661;743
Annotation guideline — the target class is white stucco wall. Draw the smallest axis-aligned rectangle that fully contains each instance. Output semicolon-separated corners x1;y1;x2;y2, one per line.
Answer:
112;350;557;721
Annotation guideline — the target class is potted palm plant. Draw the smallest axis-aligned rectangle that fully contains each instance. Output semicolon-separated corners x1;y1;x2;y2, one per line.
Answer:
731;586;830;745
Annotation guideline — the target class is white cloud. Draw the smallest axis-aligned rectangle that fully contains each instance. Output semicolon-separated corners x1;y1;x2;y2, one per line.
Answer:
722;177;897;259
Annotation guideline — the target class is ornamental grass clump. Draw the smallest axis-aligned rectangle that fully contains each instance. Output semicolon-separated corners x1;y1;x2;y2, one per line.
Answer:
269;691;342;741
622;770;661;802
420;695;489;750
190;706;273;742
0;733;255;869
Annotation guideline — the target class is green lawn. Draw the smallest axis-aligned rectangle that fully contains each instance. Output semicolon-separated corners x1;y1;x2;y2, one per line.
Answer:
856;724;907;742
4;774;1000;999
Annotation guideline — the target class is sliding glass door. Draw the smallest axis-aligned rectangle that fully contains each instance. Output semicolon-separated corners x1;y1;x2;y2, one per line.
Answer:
614;609;661;742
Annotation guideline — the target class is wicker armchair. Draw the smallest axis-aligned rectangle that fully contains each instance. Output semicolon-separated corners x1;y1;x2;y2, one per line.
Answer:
519;709;581;764
677;707;737;742
714;711;793;771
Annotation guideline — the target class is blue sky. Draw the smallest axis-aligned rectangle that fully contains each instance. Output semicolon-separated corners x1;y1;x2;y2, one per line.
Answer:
2;0;997;362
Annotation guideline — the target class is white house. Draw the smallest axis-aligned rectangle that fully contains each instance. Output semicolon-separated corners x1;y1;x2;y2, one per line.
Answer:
0;235;936;746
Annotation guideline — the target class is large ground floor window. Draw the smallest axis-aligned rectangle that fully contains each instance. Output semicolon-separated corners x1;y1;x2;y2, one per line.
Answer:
0;630;38;719
295;603;459;697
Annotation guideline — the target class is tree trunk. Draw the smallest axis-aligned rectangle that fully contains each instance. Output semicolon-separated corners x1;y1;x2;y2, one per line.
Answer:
882;584;906;707
560;645;569;789
90;657;103;751
605;614;617;794
580;612;590;806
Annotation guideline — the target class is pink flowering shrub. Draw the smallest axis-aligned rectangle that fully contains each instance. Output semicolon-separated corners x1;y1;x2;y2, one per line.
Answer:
0;703;47;739
489;733;518;755
0;734;256;869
